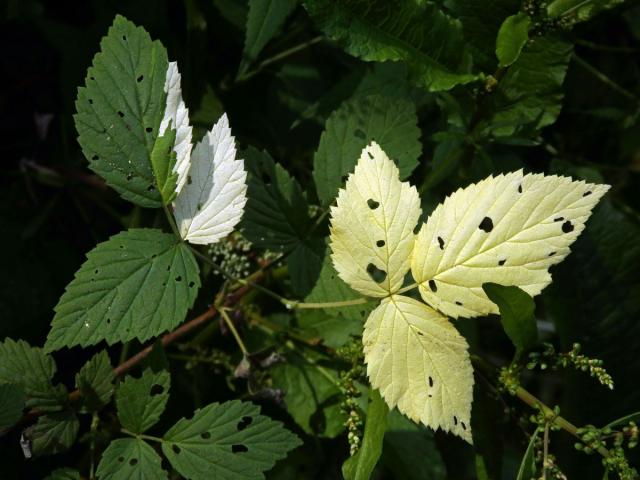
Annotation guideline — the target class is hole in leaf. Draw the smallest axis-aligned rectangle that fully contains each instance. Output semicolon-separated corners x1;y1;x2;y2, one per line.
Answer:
187;176;192;185
201;432;211;439
145;127;152;133
122;35;127;41
548;251;556;257
498;259;506;266
137;75;144;82
554;217;564;222
232;444;248;453
479;217;493;233
118;456;124;463
92;155;99;161
117;111;124;118
428;280;437;292
129;458;138;466
366;263;387;284
94;269;99;274
146;185;155;192
428;376;434;387
150;384;164;396
583;191;592;197
376;240;385;247
126;173;133;181
172;445;181;454
367;199;380;210
518;185;522;193
175;276;182;282
455;301;463;306
106;318;111;324
367;151;374;160
188;281;195;288
437;236;444;250
454;416;458;426
89;99;93;104
237;416;253;430
461;422;467;431
562;220;574;233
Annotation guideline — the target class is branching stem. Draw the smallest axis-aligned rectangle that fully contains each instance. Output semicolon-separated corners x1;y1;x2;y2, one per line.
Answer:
220;307;250;357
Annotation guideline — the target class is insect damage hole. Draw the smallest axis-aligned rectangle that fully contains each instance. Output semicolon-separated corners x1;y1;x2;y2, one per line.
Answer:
479;216;493;233
237;416;253;430
150;384;164;396
366;263;387;284
437;236;445;250
428;376;434;388
498;259;506;266
376;240;385;247
428;280;437;292
562;220;574;233
232;444;248;453
367;199;380;209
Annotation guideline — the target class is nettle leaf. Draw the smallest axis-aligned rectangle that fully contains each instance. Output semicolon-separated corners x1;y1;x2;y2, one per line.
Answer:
270;350;345;437
240;0;298;74
483;283;537;354
495;13;531;67
241;147;324;294
314;94;421;205
342;389;388;480
28;410;79;456
162;400;302;480
173;114;248;245
0;383;25;429
412;170;609;319
116;369;170;434
159;62;193;195
75;350;115;411
363;296;474;443
96;438;168;480
330;142;421;297
74;15;168;208
483;36;573;137
303;0;478;91
0;338;67;410
46;229;200;351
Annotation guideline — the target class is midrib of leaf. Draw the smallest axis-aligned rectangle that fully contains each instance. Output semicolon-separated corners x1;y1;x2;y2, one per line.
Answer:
336;3;462;75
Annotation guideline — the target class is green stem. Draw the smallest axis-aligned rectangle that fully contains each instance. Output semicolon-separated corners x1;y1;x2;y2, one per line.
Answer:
121;429;163;443
162;203;180;237
220;308;250;357
237;36;323;82
285;297;369;309
397;282;419;295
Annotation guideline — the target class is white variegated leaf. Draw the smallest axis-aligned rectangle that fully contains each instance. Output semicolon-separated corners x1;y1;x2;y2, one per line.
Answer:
173;114;247;245
159;62;192;195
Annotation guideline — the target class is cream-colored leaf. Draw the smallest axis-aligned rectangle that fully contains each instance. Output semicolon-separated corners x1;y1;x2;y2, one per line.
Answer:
159;62;193;195
329;142;421;297
412;170;609;318
363;295;473;443
173;114;247;245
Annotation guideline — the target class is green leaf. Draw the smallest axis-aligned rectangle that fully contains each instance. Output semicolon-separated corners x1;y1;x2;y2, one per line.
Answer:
483;36;573;138
44;468;81;480
75;350;114;411
162;400;302;480
313;94;421;205
74;15;169;207
270;350;345;437
381;410;446;480
496;13;531;67
242;147;311;251
241;147;324;296
46;228;200;351
447;0;520;71
547;0;624;23
28;410;79;456
342;389;388;480
240;0;298;75
116;369;170;434
516;428;540;480
303;0;478;91
0;383;25;428
301;256;375;347
605;411;640;429
150;128;179;205
0;338;67;410
483;283;538;354
96;438;168;480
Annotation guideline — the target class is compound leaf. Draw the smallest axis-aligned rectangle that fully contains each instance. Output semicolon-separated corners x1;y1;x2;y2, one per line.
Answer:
96;438;168;480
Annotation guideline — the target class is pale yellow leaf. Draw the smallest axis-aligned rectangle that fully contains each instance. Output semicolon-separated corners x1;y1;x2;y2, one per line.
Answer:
363;295;473;443
329;142;421;297
412;170;609;318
